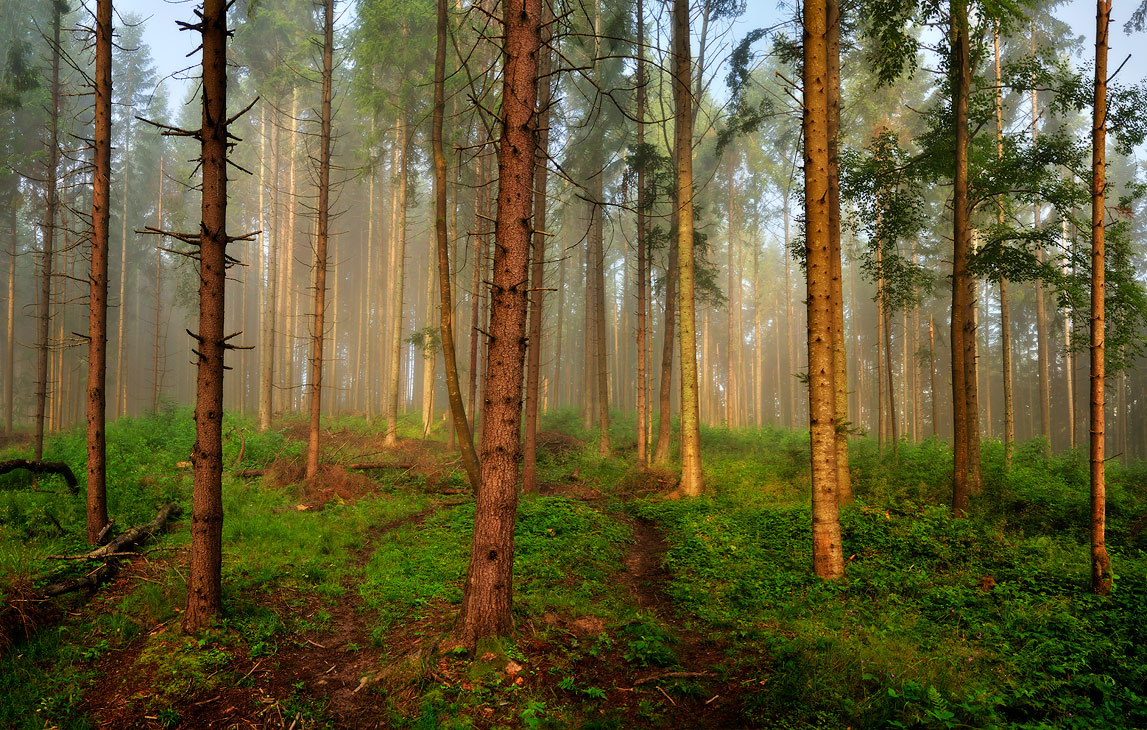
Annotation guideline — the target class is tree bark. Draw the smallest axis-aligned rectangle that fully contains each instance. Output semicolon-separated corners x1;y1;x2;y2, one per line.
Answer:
258;108;278;431
994;26;1014;464
826;0;851;501
86;0;112;545
456;0;542;645
522;17;554;493
653;233;678;464
305;0;335;480
803;0;844;579
951;0;976;515
673;0;702;496
183;0;231;633
1089;0;1112;595
152;153;166;412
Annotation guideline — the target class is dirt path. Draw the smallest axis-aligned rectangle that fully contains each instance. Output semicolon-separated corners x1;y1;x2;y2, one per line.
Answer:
84;500;455;730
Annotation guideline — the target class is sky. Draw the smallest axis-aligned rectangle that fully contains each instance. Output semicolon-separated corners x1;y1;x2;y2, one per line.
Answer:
116;0;1147;119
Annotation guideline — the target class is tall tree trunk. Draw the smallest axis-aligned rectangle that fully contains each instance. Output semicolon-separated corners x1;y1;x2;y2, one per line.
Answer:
86;0;112;545
673;0;702;496
635;0;648;464
153;153;166;412
114;72;133;420
827;0;851;500
803;0;844;579
951;0;977;515
385;114;408;447
432;0;479;490
784;194;795;429
522;19;554;492
305;0;334;480
884;301;898;457
184;0;232;633
258;109;277;430
654;234;678;462
994;26;1014;464
1089;0;1111;595
930;314;938;436
456;0;541;645
34;4;63;461
877;281;885;452
5;197;15;435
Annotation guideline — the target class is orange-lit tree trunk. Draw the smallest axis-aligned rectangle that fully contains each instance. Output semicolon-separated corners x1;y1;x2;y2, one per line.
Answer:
673;0;702;496
1089;0;1112;595
305;0;334;480
827;0;851;501
184;0;233;633
455;0;542;645
86;0;112;544
803;0;844;579
384;114;408;447
432;0;480;492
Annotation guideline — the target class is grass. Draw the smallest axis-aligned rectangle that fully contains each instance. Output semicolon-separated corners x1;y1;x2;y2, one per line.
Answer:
2;406;1146;728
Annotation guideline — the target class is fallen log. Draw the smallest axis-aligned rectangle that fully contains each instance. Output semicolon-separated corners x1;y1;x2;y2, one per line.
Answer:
0;459;78;494
41;503;182;597
346;462;415;470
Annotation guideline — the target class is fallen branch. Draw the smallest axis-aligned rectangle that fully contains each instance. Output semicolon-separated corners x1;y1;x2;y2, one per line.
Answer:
634;670;712;686
40;503;182;597
0;459;79;494
346;462;416;470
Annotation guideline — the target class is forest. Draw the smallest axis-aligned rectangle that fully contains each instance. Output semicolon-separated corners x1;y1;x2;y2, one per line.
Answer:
2;0;1147;727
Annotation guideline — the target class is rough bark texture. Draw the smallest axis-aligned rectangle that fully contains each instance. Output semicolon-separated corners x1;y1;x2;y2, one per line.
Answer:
993;28;1014;465
456;0;541;645
654;234;677;465
523;20;554;493
1089;0;1112;595
804;0;844;579
183;0;230;633
950;0;973;516
673;0;702;497
258;110;278;431
432;0;480;493
305;0;335;480
826;0;851;502
86;0;112;545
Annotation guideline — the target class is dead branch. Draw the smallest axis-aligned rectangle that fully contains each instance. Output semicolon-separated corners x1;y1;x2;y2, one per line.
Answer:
0;460;79;494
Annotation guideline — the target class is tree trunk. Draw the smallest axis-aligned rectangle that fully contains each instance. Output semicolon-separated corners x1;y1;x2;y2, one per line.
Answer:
152;153;166;412
305;0;334;480
34;4;63;461
803;0;844;579
432;0;479;491
930;314;938;436
1089;0;1111;595
826;0;851;501
5;197;15;435
784;194;795;429
950;0;976;515
673;0;702;496
653;232;677;463
456;0;542;645
635;0;648;464
86;0;112;545
258;108;278;431
385;114;408;447
522;20;553;492
183;0;231;633
993;26;1014;464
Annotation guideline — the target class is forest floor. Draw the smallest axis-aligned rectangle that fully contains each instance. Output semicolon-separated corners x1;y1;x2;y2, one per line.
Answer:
2;408;1147;729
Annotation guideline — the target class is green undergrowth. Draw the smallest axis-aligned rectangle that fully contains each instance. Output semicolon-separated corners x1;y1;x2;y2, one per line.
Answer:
0;409;432;729
633;430;1147;729
360;495;632;644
